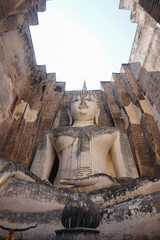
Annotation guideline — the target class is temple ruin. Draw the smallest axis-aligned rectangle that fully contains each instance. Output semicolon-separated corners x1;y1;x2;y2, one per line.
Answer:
0;0;160;239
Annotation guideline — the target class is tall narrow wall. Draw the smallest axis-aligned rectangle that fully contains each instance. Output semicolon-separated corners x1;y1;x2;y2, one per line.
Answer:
0;0;65;168
119;0;160;132
101;63;160;176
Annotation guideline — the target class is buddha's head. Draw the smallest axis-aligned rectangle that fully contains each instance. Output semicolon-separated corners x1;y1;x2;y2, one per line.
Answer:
68;90;100;126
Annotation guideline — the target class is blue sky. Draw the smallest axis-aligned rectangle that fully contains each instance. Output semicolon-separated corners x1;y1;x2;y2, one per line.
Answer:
30;0;137;90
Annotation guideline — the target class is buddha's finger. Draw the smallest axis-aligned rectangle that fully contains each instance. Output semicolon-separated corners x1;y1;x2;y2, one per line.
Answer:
60;173;116;187
60;177;97;186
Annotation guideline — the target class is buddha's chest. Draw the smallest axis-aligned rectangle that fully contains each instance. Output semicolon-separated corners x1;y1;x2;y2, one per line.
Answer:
51;126;115;155
53;135;109;180
53;133;93;155
51;127;118;181
53;131;116;179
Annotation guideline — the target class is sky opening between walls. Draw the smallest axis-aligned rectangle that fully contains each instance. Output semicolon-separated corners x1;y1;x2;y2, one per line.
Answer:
30;0;136;90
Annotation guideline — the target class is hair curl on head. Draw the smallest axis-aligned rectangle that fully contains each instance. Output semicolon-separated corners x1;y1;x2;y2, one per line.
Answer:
69;90;99;106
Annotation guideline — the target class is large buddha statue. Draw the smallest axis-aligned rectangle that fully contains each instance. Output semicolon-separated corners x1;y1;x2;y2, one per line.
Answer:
30;88;138;192
1;88;160;239
0;87;140;213
2;86;160;217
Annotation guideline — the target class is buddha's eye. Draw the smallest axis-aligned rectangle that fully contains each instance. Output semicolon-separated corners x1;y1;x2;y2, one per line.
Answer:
75;98;80;102
72;97;80;102
86;98;93;102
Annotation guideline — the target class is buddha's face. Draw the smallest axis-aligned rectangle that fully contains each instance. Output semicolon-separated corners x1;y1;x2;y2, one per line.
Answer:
70;94;98;122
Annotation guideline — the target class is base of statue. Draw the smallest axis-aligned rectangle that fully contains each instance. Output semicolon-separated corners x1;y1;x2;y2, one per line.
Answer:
55;228;101;240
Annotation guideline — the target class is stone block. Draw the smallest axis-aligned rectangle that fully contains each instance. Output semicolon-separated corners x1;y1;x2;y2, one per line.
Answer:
99;191;160;240
101;81;125;130
112;71;155;176
141;113;160;174
128;124;155;176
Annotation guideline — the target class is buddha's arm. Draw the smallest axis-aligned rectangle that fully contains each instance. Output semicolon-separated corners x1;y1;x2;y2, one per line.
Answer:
110;130;138;178
30;132;56;180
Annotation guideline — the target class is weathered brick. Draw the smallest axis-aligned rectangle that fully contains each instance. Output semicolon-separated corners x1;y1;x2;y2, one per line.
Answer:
128;124;155;176
141;113;160;174
101;81;125;130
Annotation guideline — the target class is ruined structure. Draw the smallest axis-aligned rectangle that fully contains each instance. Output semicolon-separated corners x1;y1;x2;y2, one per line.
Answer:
0;0;160;239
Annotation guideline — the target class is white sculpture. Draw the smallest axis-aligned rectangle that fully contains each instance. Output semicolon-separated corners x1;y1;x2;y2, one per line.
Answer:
31;88;138;192
2;86;159;214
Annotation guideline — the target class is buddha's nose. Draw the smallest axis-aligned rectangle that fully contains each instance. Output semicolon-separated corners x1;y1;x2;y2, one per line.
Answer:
78;98;89;109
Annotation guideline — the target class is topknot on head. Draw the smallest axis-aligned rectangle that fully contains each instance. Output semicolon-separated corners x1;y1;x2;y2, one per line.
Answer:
83;80;87;91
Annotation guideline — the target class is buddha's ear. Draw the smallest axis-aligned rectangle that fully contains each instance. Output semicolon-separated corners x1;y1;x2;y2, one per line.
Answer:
67;107;73;126
95;106;100;124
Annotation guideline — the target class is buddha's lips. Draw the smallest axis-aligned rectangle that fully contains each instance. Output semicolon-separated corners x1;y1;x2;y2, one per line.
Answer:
79;109;88;115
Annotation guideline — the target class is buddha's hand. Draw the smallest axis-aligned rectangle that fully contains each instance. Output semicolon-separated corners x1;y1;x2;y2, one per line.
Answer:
60;173;132;193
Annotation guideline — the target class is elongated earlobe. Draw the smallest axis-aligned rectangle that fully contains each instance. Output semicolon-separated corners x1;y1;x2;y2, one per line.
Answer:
95;106;100;124
68;108;73;126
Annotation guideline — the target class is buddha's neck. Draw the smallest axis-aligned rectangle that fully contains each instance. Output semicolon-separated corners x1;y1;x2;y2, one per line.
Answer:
72;120;94;127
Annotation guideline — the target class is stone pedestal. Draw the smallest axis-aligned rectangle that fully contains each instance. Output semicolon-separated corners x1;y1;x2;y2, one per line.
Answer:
55;228;101;240
55;199;101;240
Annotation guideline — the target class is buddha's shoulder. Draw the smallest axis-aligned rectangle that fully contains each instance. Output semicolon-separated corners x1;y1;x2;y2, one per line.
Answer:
45;126;81;137
93;125;121;135
45;125;121;137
